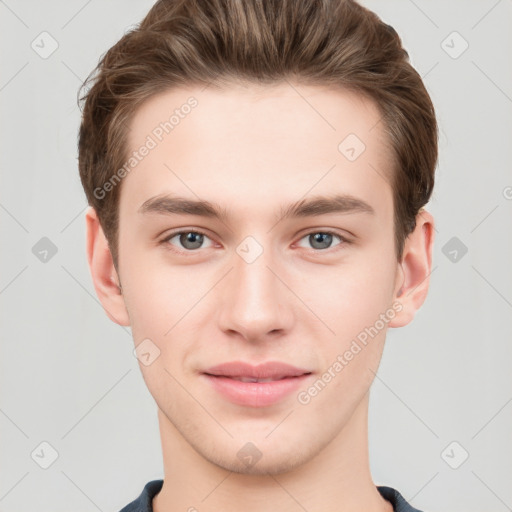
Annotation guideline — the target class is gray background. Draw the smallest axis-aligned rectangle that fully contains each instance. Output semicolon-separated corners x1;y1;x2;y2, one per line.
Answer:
1;1;511;511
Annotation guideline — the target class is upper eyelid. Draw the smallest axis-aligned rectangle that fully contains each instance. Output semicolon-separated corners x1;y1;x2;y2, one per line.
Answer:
161;228;213;242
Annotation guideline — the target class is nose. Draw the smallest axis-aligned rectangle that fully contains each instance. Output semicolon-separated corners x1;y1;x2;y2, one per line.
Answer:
217;242;294;343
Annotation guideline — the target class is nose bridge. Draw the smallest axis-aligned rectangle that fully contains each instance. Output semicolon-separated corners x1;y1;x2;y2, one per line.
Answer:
218;235;292;339
236;241;276;301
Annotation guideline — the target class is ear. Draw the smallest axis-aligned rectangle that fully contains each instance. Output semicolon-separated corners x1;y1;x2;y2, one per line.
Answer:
85;207;130;326
388;209;435;328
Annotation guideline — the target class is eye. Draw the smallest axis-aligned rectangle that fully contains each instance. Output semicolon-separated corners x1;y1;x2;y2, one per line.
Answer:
296;231;347;251
161;230;214;251
160;229;350;254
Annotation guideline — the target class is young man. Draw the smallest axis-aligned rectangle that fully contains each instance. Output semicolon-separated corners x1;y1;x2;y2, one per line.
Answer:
78;0;437;510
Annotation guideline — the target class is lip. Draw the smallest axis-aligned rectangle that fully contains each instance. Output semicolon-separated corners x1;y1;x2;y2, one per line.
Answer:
202;361;312;407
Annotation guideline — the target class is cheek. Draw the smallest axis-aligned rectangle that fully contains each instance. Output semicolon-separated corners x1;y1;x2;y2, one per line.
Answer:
118;234;198;320
294;255;396;339
299;266;394;414
119;228;397;346
124;270;193;341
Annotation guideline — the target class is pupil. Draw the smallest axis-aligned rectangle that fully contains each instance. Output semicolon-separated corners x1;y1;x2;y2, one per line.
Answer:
181;232;203;249
311;233;332;250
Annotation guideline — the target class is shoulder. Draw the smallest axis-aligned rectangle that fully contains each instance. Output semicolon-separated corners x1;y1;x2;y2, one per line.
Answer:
377;485;425;512
119;479;164;512
118;480;423;512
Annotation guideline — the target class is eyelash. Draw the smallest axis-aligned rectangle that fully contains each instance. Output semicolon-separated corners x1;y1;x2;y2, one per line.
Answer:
159;229;351;255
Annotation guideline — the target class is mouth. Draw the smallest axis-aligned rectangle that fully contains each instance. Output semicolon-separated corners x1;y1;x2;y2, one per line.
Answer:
201;361;313;407
203;360;311;380
206;375;307;383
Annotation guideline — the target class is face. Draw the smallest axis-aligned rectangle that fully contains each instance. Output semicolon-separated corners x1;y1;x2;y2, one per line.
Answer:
115;82;403;474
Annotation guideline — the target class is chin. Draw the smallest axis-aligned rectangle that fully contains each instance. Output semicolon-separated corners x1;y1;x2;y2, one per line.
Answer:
204;437;318;477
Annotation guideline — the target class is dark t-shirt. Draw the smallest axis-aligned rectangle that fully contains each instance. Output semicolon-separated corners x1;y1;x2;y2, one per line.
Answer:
119;479;423;512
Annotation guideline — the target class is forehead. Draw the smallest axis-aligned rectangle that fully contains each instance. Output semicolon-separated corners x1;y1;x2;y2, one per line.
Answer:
121;82;394;221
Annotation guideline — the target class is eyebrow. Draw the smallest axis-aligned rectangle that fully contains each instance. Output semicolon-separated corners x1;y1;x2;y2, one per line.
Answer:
138;193;375;222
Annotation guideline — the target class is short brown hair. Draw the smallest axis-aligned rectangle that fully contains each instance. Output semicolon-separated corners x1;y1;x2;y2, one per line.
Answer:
78;0;438;267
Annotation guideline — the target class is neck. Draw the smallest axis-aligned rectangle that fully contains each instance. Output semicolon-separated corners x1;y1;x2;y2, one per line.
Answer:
152;393;392;512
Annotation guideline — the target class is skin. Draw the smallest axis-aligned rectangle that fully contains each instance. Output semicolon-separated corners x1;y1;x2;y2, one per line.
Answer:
86;82;434;512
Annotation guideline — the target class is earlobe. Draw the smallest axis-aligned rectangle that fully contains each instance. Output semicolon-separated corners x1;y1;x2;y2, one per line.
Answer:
85;207;130;326
388;209;435;328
